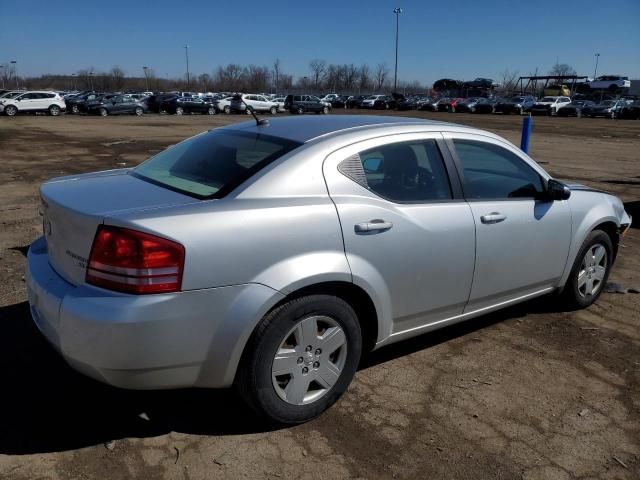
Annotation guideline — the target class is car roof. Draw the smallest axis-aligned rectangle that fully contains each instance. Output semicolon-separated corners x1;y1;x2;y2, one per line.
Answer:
222;115;455;143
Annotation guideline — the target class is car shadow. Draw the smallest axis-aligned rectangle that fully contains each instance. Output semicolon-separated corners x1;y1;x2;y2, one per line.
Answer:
623;201;639;229
0;295;561;454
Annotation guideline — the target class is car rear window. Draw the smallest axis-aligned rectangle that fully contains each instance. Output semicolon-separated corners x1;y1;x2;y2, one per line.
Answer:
132;130;301;198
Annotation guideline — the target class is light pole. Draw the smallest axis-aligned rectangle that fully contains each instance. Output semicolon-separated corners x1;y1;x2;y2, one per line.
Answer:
393;8;402;92
143;66;150;91
89;70;94;90
593;53;600;79
0;65;5;89
71;73;77;91
10;60;17;89
184;44;190;87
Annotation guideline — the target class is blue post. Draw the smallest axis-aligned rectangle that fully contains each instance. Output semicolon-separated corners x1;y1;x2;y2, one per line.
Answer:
520;114;532;153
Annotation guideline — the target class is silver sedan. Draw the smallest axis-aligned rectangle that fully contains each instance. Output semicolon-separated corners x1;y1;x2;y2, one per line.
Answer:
26;115;631;424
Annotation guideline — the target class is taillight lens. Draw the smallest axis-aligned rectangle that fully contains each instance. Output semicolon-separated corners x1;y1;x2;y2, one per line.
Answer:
86;225;185;294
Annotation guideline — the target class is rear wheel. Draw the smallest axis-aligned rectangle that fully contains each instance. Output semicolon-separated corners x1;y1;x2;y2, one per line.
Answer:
71;104;79;114
134;107;143;116
48;105;61;116
99;108;108;117
269;106;277;115
322;106;329;114
4;105;17;116
207;107;215;115
236;295;362;425
223;105;231;114
175;106;184;115
296;106;304;115
245;107;254;115
560;230;613;309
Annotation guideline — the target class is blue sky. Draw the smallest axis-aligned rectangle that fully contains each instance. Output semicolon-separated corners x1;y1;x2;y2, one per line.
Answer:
1;0;639;84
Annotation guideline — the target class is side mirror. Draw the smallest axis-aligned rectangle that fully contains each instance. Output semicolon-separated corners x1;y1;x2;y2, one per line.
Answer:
545;179;571;201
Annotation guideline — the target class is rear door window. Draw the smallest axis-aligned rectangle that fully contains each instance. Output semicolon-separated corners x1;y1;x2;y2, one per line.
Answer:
133;130;301;198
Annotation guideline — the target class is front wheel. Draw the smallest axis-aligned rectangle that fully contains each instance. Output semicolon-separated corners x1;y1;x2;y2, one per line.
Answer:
236;295;362;425
99;108;108;117
207;107;215;115
134;107;143;116
296;106;304;115
322;106;329;114
269;106;277;115
4;105;17;116
223;105;231;114
175;107;184;115
560;230;613;309
245;107;254;115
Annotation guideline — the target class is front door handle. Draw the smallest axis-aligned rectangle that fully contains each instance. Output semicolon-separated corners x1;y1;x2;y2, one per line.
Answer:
354;220;393;233
480;212;507;224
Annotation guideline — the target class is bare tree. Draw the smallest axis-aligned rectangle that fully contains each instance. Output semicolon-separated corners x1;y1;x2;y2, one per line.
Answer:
499;69;520;93
244;65;270;92
374;63;389;91
215;64;244;91
358;64;370;93
309;59;326;89
272;58;281;92
549;63;577;77
110;66;126;90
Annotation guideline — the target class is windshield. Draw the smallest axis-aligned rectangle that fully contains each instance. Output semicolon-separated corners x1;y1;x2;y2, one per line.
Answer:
570;101;585;106
599;101;615;107
540;97;556;102
133;130;301;198
1;91;22;99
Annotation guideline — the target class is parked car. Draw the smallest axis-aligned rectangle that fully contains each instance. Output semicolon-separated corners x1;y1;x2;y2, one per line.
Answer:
618;100;640;120
271;97;287;112
161;96;216;115
0;91;66;116
543;84;571;97
454;97;487;113
330;95;349;109
586;75;631;92
27;115;631;425
417;98;440;111
556;100;596;117
372;95;399;110
438;97;465;112
230;94;279;115
360;95;386;108
319;94;340;103
146;94;177;113
345;95;367;109
215;96;234;114
494;95;536;114
86;95;147;116
463;78;495;89
284;94;330;114
474;97;501;114
530;96;572;116
65;91;100;114
582;99;630;118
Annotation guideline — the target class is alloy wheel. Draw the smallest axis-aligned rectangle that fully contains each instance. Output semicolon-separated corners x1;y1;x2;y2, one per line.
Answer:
577;244;607;298
271;315;347;405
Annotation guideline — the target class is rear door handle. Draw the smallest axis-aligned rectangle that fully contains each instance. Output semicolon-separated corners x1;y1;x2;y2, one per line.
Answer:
354;220;393;233
480;212;507;224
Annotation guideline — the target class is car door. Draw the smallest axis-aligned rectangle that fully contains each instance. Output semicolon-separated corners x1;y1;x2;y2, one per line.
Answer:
17;92;38;111
323;133;476;338
445;134;572;312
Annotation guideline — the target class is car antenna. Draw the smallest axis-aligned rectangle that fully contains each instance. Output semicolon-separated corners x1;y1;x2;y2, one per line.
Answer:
237;93;269;126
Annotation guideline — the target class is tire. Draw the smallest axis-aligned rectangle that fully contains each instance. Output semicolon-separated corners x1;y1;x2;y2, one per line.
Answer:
4;105;18;116
245;107;253;115
175;107;184;115
296;106;304;115
223;105;231;114
269;106;277;115
99;108;108;117
560;230;613;310
71;104;79;114
236;294;362;425
48;105;61;116
322;106;329;114
134;107;143;116
207;107;215;115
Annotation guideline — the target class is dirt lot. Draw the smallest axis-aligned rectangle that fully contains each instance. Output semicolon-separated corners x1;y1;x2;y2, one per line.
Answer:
0;111;639;480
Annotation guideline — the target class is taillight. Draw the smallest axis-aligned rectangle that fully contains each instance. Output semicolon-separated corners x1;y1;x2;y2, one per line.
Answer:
86;225;185;294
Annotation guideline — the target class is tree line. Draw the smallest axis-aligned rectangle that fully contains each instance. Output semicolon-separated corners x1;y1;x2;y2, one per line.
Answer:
4;59;429;94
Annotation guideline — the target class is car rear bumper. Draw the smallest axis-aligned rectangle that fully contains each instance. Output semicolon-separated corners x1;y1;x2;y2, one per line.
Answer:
26;236;284;390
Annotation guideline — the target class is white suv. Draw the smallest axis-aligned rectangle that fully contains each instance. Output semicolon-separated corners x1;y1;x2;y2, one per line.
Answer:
530;96;572;116
230;94;279;115
0;91;66;116
587;75;631;91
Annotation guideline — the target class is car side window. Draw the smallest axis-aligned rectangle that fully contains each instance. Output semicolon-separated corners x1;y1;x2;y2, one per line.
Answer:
453;140;543;199
353;140;453;202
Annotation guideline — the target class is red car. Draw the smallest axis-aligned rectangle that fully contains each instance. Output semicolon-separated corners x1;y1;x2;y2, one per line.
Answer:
437;97;466;112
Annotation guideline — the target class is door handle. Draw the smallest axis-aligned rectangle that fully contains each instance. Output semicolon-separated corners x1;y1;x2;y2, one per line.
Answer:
480;212;507;224
354;220;393;233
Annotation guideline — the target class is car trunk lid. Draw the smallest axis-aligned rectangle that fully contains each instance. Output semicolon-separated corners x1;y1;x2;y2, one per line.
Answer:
40;169;198;286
